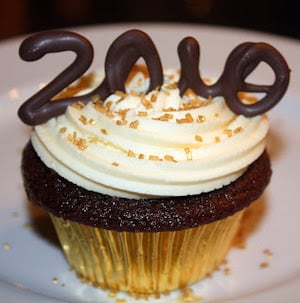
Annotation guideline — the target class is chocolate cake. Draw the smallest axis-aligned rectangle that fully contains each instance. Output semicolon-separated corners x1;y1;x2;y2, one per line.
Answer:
22;140;271;232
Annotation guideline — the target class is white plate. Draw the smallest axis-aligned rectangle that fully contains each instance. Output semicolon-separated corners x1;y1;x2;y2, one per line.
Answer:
0;23;299;303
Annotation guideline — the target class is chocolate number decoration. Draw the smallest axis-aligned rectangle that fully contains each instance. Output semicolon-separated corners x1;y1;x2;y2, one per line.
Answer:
18;30;163;125
18;29;289;125
178;37;290;117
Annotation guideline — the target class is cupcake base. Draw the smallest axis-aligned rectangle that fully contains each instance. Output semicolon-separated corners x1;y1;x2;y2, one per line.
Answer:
22;142;272;296
50;210;244;297
22;141;271;232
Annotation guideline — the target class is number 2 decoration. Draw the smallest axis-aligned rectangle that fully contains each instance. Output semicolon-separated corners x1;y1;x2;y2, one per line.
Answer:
18;29;290;126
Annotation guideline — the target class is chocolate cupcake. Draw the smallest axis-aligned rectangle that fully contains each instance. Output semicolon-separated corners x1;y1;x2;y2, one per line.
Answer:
18;29;289;297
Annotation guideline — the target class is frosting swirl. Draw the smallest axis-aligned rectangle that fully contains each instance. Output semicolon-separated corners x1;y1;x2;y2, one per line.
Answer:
31;68;269;199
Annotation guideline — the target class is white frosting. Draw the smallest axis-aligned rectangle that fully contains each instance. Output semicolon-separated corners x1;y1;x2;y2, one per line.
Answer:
31;68;269;198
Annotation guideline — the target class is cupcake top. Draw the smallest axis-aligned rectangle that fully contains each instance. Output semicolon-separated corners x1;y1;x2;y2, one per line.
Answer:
31;68;269;198
18;29;290;199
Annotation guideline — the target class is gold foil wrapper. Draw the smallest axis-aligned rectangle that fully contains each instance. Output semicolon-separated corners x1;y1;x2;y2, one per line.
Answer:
50;210;243;297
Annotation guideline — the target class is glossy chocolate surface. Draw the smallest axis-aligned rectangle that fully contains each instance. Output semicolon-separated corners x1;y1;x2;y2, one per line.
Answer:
18;29;290;125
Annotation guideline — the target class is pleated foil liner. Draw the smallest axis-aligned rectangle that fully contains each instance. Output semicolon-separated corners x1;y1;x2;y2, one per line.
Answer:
50;210;244;297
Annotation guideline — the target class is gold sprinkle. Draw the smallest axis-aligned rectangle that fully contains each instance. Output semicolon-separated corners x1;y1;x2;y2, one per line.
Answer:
94;101;105;113
153;113;174;121
163;107;176;112
115;299;126;303
115;90;128;98
176;113;194;124
52;277;59;285
75;138;88;150
194;98;210;108
138;154;145;159
214;113;220;118
181;102;192;110
195;135;203;142
67;133;73;142
105;101;113;111
117;109;129;120
67;132;88;150
129;120;139;129
150;94;157;102
60;127;67;134
138;111;147;117
141;96;152;109
204;98;212;106
116;120;127;126
238;92;258;103
88;118;96;125
100;128;109;135
215;136;221;143
130;90;138;97
71;101;85;110
185;113;194;122
223;129;233;137
162;88;171;96
166;82;178;89
79;115;88;125
149;155;159;161
169;74;176;80
234;126;244;134
112;162;119;167
183;88;197;97
263;249;273;258
260;262;269;269
181;99;208;111
164;155;177;162
190;99;201;109
164;113;174;120
181;287;203;302
128;150;136;157
78;101;85;108
181;98;211;110
3;243;11;250
184;147;192;160
91;94;102;104
191;99;201;108
106;111;115;119
196;115;206;123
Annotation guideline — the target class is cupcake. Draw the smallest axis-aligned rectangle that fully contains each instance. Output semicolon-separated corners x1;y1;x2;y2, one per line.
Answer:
18;29;289;297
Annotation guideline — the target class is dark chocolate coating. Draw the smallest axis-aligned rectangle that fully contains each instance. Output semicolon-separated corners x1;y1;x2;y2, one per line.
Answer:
21;141;271;232
18;29;289;125
18;30;163;125
178;37;290;117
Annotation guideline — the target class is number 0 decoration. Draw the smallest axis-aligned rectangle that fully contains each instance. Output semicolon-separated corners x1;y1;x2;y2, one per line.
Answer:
18;29;290;126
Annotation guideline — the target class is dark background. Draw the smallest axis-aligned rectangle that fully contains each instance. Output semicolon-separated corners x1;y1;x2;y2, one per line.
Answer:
1;0;300;41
